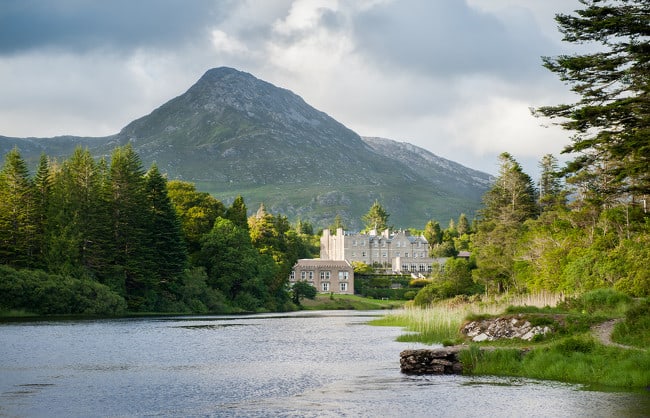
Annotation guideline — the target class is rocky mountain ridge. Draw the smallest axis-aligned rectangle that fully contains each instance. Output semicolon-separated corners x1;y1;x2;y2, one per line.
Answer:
0;67;493;228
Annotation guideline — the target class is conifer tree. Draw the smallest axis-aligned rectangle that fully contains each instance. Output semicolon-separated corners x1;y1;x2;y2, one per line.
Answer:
535;0;650;201
32;153;51;268
108;144;151;308
144;164;187;285
0;148;37;267
225;195;248;230
362;200;390;232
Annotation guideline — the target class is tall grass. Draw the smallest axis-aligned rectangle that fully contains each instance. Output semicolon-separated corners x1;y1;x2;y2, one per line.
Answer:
458;337;650;389
371;292;564;345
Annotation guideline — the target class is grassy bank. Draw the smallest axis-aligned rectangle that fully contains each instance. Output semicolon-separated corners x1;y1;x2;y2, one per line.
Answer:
374;290;650;389
299;294;405;311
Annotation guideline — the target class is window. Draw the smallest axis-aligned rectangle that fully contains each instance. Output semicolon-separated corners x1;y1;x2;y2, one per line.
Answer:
362;251;366;257
353;240;357;246
308;271;314;280
320;271;330;280
351;251;356;257
419;264;426;272
405;252;409;258
338;271;349;280
290;271;295;280
322;282;329;291
395;252;400;257
340;283;348;292
414;253;418;258
300;271;306;280
382;252;387;258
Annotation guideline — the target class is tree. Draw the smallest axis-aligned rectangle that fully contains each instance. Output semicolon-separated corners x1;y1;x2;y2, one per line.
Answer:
534;0;650;201
481;152;538;225
291;280;317;305
538;154;566;209
457;213;470;236
32;153;51;268
362;200;390;232
473;153;538;294
167;180;225;257
144;164;187;287
424;220;443;247
225;195;248;230
0;148;37;267
330;214;345;231
108;144;151;308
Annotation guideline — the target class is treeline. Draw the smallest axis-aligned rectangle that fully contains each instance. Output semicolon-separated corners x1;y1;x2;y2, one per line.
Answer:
0;145;317;315
413;151;649;306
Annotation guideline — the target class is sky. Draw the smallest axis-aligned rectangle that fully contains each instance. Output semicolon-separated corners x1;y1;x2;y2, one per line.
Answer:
0;0;585;176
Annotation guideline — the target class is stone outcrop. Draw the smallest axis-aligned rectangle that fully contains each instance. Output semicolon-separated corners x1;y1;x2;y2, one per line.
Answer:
400;347;464;375
461;315;551;342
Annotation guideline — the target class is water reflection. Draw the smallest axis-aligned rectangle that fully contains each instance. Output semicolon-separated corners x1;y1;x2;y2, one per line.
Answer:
1;311;648;418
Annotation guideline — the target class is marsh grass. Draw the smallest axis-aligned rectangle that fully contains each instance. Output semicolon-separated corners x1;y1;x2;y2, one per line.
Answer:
371;292;564;345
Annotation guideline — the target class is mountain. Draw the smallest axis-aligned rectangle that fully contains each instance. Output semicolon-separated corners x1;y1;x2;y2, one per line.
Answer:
0;67;493;229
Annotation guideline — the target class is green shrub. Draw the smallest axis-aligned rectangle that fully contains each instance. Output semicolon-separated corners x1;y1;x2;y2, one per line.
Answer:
554;336;596;354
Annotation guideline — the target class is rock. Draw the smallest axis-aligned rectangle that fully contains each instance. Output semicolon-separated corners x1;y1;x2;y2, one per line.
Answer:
460;315;553;342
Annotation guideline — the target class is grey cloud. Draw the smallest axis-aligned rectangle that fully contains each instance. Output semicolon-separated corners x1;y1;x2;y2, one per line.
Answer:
0;0;234;55
352;0;555;80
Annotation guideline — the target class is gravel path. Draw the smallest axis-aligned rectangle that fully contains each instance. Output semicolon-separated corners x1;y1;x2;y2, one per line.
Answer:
590;318;632;348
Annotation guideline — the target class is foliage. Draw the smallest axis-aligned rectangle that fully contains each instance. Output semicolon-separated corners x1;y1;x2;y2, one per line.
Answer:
534;0;650;199
413;258;483;306
0;264;126;315
473;153;538;294
611;298;650;348
362;200;390;232
291;280;318;305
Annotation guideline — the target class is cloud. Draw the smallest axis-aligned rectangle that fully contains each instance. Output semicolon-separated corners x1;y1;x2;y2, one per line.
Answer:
0;0;584;177
351;0;555;80
0;0;232;55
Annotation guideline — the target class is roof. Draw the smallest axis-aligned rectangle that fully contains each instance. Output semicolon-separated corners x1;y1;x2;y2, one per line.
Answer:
293;259;352;269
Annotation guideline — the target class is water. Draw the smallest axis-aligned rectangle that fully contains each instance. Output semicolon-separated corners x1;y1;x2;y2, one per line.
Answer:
1;311;647;417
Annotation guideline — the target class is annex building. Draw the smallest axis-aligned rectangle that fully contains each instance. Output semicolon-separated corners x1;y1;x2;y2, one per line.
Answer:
289;259;354;295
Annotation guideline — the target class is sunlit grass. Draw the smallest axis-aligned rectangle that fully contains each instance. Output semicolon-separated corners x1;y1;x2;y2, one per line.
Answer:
371;292;564;345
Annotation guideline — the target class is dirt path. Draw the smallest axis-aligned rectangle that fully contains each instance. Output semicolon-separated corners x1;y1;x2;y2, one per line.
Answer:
590;318;633;349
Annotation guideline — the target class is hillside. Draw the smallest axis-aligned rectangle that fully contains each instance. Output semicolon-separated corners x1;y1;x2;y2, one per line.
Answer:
0;67;492;228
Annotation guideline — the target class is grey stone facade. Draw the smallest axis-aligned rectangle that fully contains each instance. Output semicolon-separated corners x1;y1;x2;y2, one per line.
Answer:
320;228;444;275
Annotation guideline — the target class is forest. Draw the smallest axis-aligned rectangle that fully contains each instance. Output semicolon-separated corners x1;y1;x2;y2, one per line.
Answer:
0;145;318;315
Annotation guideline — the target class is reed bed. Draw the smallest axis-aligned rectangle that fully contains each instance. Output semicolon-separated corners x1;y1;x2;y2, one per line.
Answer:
371;292;564;345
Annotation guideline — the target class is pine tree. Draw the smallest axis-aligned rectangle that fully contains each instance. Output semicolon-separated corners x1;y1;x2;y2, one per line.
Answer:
0;148;37;267
225;195;248;230
457;213;470;235
46;148;111;278
144;164;188;285
32;153;51;268
535;0;650;201
538;154;566;209
362;200;390;232
473;153;539;294
108;144;151;309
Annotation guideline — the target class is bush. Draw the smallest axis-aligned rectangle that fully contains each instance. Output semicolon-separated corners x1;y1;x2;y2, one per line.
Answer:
0;265;126;315
554;336;596;354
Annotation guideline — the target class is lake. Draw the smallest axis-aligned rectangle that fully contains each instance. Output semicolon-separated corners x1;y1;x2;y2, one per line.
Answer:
1;311;648;417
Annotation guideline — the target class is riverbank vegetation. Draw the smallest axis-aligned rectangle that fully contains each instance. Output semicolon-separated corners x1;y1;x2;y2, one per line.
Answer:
376;289;650;389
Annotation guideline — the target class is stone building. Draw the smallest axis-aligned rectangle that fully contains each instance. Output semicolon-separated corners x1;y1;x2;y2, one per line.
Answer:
320;228;444;275
289;259;354;294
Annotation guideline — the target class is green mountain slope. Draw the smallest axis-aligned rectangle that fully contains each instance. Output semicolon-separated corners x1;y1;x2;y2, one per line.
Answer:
0;67;492;228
